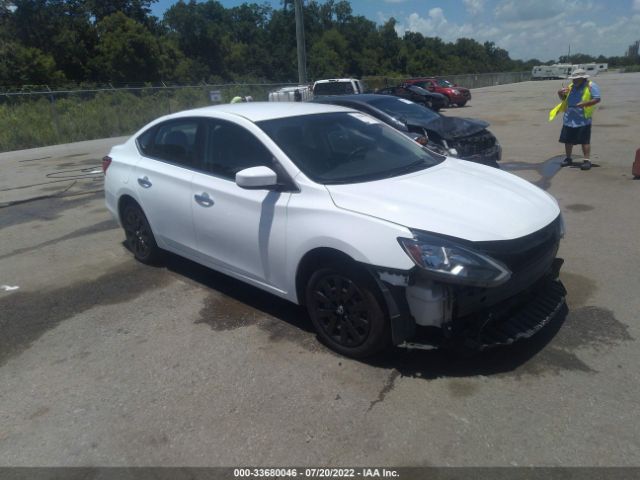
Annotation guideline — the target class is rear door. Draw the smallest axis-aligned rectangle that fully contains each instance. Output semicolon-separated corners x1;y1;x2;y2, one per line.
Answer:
134;118;202;255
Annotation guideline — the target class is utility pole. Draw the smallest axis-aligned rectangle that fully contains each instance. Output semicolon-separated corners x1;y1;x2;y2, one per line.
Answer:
294;0;307;84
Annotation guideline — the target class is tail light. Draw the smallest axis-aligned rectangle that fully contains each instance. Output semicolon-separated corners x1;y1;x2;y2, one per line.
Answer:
102;155;112;174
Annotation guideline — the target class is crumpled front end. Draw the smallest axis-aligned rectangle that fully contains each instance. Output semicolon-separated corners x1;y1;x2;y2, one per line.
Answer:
374;216;566;351
449;130;502;168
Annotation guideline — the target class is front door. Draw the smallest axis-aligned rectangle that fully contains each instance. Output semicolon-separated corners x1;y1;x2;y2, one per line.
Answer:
190;119;290;292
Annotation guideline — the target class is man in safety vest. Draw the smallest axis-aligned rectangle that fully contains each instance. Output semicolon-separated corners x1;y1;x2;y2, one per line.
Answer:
549;68;601;171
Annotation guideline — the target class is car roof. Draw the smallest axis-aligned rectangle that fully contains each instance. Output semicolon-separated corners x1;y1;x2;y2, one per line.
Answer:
313;78;358;83
167;101;353;123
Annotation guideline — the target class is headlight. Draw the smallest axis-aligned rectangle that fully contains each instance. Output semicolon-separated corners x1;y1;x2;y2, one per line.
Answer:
452;89;460;95
398;232;511;287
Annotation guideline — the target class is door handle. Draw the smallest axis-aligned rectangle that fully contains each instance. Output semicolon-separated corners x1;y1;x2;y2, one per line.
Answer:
137;176;152;188
194;192;214;207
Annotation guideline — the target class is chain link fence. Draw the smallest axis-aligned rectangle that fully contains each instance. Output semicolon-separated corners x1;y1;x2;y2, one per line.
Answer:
0;82;298;152
363;71;532;90
0;72;531;153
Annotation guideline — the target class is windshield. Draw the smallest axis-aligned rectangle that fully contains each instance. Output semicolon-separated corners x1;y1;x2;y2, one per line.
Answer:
258;112;443;185
367;96;440;124
437;79;454;87
407;85;430;95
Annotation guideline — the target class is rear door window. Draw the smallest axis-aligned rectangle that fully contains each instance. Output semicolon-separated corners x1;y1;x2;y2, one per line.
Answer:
137;119;202;168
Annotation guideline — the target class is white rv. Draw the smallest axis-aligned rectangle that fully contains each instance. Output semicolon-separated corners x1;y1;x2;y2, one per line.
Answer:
575;63;599;76
532;64;573;80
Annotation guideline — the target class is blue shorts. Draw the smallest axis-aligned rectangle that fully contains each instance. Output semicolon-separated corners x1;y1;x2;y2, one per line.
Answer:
559;124;591;145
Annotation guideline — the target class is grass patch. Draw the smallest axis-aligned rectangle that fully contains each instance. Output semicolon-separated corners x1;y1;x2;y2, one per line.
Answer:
0;84;293;152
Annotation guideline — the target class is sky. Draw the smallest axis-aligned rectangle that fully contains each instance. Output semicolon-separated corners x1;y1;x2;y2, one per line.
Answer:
151;0;640;61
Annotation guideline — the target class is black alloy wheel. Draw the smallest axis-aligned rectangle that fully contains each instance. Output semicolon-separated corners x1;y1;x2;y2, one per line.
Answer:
122;203;162;264
305;265;389;358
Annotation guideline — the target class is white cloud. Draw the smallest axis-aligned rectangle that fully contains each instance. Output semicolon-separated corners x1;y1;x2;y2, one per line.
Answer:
633;0;640;11
493;0;589;23
463;0;485;16
395;2;640;62
398;9;499;47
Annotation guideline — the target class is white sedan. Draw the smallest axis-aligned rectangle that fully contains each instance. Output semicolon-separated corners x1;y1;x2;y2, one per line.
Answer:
104;102;566;357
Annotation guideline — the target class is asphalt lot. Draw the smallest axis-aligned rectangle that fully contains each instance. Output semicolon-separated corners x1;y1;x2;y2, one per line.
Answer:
1;72;639;467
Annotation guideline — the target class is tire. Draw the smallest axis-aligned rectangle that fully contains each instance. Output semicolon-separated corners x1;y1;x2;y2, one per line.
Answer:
457;100;467;107
305;263;390;358
121;203;162;265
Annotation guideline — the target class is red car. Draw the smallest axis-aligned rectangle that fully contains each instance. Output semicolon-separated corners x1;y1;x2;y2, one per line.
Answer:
404;78;471;107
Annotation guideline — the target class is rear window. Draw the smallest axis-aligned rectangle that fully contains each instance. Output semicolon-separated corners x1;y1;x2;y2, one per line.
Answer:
314;82;355;96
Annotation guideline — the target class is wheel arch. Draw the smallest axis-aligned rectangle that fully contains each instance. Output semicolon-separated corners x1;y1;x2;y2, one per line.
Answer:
117;194;141;224
295;247;375;306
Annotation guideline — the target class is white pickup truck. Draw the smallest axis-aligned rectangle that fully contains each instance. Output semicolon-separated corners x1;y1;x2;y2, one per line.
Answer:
312;78;367;96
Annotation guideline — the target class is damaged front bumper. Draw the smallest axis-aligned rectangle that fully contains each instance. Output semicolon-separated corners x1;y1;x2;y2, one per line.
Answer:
372;258;566;352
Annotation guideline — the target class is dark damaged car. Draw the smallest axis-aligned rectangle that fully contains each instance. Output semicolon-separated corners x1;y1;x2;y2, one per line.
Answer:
313;94;502;168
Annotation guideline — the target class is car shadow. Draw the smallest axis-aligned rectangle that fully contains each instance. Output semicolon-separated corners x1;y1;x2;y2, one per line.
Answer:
146;249;569;380
159;250;315;334
369;303;569;379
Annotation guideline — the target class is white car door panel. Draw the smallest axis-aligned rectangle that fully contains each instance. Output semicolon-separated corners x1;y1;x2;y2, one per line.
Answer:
191;173;290;289
134;158;195;254
191;119;290;291
133;118;201;255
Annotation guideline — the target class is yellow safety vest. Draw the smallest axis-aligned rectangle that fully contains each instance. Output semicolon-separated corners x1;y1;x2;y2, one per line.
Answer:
548;81;595;122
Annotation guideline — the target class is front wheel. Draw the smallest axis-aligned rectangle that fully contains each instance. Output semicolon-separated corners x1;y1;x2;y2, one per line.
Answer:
457;100;467;107
305;264;390;358
122;203;162;264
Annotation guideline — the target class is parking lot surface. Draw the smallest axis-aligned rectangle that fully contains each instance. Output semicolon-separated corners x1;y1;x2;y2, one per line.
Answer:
1;73;639;466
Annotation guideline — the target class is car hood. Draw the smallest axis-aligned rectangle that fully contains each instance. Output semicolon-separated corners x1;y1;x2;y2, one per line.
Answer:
325;158;560;242
410;116;489;140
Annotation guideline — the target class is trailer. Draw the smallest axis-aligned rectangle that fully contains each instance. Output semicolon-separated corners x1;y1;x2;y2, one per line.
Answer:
575;63;599;76
268;85;312;102
532;63;600;80
531;64;573;80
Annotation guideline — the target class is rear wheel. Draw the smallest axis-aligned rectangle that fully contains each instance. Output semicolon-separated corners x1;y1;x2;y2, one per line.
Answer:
121;203;162;264
305;264;389;358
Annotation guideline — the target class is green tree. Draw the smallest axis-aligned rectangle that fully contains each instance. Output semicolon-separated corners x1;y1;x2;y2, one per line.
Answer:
163;0;230;78
308;28;348;78
7;0;95;83
85;0;158;24
90;11;163;83
0;41;65;86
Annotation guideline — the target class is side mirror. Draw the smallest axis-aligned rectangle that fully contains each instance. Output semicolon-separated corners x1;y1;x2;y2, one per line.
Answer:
236;166;278;190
